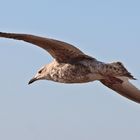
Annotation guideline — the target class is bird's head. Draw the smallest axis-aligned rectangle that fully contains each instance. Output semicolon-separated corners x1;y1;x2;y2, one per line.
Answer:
28;65;51;84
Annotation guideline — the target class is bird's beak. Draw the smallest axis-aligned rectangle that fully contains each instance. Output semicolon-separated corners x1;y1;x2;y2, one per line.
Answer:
28;77;37;85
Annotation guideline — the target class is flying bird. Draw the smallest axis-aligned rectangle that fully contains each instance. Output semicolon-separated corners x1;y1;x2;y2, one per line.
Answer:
0;32;140;104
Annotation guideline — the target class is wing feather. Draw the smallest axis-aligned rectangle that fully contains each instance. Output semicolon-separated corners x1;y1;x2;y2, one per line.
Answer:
0;32;89;62
100;77;140;104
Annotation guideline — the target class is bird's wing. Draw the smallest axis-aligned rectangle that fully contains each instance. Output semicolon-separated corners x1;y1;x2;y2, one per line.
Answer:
0;32;91;63
100;77;140;104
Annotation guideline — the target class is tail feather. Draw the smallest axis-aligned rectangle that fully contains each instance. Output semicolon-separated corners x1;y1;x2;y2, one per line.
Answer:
108;62;136;79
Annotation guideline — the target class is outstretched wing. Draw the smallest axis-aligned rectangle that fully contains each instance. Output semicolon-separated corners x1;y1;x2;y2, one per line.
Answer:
100;77;140;104
0;32;91;63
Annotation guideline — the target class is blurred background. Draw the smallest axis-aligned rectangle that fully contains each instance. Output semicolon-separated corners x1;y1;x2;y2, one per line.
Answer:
0;0;140;140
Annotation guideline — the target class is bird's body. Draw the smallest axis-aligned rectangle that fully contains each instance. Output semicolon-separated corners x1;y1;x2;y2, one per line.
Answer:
41;59;103;83
0;31;140;104
41;59;133;84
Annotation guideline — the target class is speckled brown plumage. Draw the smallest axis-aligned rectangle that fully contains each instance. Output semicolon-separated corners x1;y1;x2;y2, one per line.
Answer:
0;31;140;104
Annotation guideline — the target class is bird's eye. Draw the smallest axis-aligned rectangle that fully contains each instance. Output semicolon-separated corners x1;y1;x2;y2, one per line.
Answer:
38;69;43;74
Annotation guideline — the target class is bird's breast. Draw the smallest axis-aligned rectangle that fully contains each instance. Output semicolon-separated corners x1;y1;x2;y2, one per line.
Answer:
49;62;102;83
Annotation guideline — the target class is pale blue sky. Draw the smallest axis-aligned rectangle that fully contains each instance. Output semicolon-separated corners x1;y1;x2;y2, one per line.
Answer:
0;0;140;140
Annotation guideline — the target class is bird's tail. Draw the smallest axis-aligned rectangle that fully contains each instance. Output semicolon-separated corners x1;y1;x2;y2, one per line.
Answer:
108;62;136;80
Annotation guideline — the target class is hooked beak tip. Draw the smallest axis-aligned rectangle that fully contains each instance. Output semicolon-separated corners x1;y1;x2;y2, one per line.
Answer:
28;78;37;85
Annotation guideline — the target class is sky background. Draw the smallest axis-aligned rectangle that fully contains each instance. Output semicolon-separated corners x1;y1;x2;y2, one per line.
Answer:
0;0;140;140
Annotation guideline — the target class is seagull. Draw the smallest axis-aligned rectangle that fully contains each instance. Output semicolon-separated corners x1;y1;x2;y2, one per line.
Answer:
0;32;140;104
